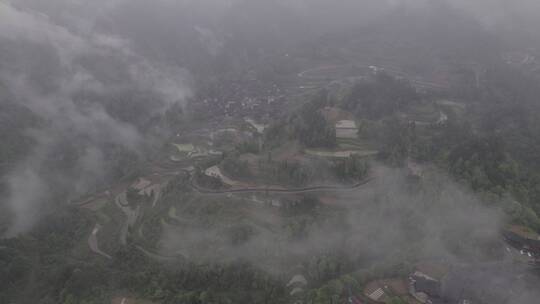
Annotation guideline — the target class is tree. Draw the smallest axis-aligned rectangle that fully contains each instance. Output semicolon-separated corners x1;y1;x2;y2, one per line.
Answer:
290;105;336;148
126;187;148;207
222;155;251;179
388;297;407;304
332;155;369;181
380;119;415;166
342;73;418;119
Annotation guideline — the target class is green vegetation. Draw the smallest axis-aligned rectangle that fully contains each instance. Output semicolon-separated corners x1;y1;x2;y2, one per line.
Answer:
4;3;540;303
388;297;407;304
265;93;336;149
332;155;370;182
194;169;225;189
126;188;151;207
235;139;260;154
290;102;337;148
379;119;416;166
172;143;195;153
221;154;252;179
341;73;418;119
261;159;313;187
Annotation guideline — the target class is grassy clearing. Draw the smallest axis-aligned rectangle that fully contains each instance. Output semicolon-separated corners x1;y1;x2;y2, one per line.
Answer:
305;149;378;158
304;137;379;158
172;143;195;153
337;138;376;149
406;103;440;123
336;128;358;139
436;99;466;110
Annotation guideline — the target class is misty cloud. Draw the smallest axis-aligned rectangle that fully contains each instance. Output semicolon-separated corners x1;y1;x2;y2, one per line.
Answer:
160;166;504;275
1;1;539;303
0;0;190;236
0;0;538;248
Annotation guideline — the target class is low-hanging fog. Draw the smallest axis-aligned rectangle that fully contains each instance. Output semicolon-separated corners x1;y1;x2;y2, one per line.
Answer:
1;0;540;303
1;0;539;241
160;166;504;270
0;0;192;236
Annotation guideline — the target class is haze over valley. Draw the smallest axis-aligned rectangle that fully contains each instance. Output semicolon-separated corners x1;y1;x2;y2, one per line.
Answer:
1;1;540;304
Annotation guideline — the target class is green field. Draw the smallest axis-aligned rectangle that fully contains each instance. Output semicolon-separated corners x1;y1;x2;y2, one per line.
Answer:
172;143;195;153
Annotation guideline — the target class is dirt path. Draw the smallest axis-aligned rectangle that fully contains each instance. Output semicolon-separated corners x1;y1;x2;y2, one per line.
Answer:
151;186;161;208
88;224;112;259
115;193;141;246
136;245;179;262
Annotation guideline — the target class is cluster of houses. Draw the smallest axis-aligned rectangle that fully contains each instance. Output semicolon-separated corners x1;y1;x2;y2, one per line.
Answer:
363;278;409;303
408;271;445;304
502;50;540;73
286;256;540;304
288;274;308;303
503;225;540;262
197;79;285;119
360;272;446;304
286;260;535;304
353;225;540;304
360;266;479;304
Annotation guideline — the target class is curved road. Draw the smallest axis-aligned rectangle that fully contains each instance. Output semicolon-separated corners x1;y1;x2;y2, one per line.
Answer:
88;224;112;259
296;63;448;91
191;177;374;195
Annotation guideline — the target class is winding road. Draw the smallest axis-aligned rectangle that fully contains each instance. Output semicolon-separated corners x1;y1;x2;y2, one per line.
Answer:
295;63;448;91
191;177;374;195
88;224;112;259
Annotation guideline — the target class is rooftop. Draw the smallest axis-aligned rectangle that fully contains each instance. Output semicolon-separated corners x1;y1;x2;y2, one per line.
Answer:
287;274;308;287
363;281;388;303
336;120;358;129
